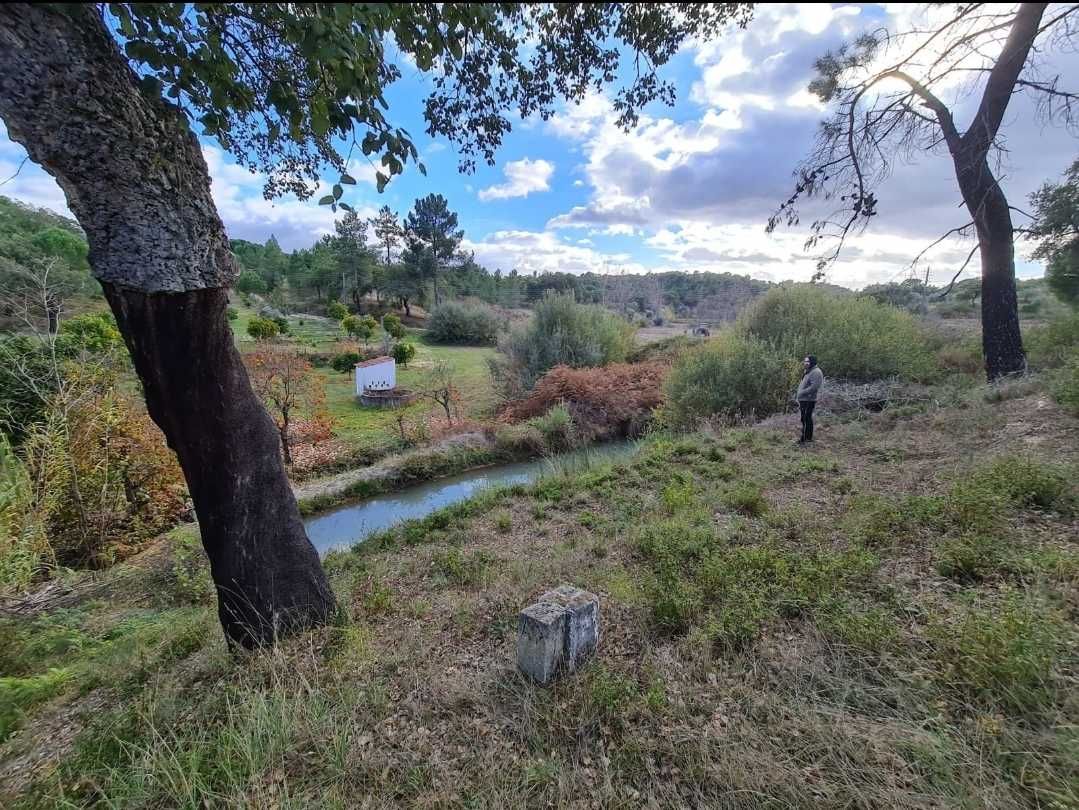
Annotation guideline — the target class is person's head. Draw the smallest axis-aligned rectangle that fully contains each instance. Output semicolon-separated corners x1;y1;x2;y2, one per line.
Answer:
804;355;817;371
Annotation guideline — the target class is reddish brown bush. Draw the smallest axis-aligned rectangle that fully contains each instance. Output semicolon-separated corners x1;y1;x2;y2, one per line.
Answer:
501;362;667;440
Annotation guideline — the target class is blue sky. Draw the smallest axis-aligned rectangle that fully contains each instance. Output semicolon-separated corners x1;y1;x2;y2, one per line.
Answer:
1;4;1076;289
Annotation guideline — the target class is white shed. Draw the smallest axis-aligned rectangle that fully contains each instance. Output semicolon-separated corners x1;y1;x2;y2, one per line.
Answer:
354;356;396;396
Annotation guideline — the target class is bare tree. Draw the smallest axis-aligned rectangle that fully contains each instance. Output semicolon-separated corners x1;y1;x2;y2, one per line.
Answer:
245;349;321;466
0;260;113;545
422;359;461;423
769;3;1079;380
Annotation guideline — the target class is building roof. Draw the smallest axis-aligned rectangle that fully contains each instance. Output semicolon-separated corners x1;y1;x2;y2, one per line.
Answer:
354;356;394;369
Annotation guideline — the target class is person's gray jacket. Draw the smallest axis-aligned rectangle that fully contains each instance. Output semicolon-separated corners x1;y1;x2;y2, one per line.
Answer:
796;366;824;402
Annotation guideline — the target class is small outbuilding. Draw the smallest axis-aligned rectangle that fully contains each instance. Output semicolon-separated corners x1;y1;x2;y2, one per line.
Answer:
354;356;416;408
354;356;395;396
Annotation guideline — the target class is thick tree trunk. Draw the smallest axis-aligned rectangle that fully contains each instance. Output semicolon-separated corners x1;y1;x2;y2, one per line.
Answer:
954;152;1027;380
946;3;1044;380
0;4;334;647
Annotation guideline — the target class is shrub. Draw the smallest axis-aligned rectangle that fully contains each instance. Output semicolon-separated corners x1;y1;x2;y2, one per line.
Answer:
326;300;348;321
722;482;769;516
343;314;377;344
1050;347;1079;415
492;423;547;456
492;293;635;397
382;313;405;339
740;285;937;381
246;316;278;340
648;574;702;634
426;301;501;345
627;334;695;365
331;351;361;374
929;594;1065;713
391;341;417;367
56;312;124;357
431;548;494;587
936;533;1006;583
21;382;188;569
273;315;289;335
502;362;666;441
527;404;577;453
234;269;267;294
970;455;1074;513
226;306;239;321
0;435;49;590
664;333;795;425
1026;311;1079;369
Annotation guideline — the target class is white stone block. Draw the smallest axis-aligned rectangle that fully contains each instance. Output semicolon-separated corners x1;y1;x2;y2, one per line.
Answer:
517;601;567;684
539;584;600;672
516;584;600;683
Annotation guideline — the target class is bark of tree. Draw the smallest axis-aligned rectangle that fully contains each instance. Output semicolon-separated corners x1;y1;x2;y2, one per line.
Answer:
0;3;335;647
958;3;1046;378
935;3;1045;379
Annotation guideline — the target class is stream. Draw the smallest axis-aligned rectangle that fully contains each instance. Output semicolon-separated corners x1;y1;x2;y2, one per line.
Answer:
303;440;639;556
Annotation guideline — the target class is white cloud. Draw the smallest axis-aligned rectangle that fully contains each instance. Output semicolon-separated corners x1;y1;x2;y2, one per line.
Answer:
0;134;373;252
478;158;555;201
464;229;646;276
202;146;376;249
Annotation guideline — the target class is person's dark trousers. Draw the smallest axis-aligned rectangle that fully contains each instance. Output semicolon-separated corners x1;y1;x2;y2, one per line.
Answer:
799;400;816;442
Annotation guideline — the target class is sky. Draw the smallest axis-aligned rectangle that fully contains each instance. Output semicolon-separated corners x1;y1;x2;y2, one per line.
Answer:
1;3;1076;290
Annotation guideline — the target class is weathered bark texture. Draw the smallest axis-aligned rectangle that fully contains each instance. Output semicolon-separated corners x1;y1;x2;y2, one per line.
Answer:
948;3;1045;379
0;4;335;646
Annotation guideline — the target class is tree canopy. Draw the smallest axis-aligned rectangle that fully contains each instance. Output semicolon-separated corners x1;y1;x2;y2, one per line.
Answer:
1029;158;1079;305
108;2;753;203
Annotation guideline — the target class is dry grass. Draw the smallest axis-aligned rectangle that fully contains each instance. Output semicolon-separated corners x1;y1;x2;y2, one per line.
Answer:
3;385;1078;808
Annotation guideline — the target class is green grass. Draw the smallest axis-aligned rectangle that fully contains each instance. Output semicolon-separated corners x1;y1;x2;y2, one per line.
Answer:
228;299;498;464
318;339;497;452
6;383;1079;809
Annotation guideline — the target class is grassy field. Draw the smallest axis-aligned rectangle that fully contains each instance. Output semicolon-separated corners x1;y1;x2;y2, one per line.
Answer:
318;340;497;451
2;375;1076;808
229;298;498;461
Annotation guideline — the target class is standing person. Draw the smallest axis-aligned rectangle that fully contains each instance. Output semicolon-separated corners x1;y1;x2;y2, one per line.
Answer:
796;355;824;444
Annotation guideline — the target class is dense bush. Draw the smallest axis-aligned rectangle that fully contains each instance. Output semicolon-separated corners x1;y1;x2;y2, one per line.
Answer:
740;286;937;381
527;404;577;453
1026;311;1079;369
0;434;47;590
17;374;187;571
226;307;238;321
1051;348;1079;416
326;301;348;321
426;301;501;345
57;312;124;356
382;313;405;339
343;314;377;343
331;351;361;373
1;314;127;443
235;269;267;294
502;362;667;440
664;334;796;426
491;294;635;397
246;316;278;340
391;341;416;367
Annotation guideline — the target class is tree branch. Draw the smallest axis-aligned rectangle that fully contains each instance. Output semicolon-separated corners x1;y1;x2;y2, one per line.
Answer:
964;3;1049;155
933;242;982;299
